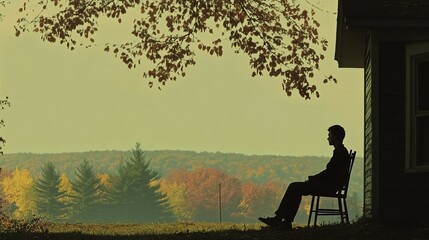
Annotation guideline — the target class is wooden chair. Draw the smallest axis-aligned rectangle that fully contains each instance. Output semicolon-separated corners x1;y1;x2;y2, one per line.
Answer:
307;150;357;226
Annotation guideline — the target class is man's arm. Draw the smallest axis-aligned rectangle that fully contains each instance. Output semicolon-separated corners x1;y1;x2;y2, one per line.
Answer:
307;147;349;186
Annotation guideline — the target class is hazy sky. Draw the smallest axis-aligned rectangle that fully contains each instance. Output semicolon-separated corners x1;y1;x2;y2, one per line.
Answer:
0;1;363;156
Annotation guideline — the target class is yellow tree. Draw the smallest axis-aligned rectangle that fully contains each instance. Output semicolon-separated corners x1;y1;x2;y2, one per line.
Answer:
0;168;36;219
97;173;111;188
59;174;73;204
96;173;111;203
158;179;192;222
59;174;74;218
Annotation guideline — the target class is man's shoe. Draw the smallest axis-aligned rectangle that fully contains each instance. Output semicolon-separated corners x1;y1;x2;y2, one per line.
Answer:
258;216;282;227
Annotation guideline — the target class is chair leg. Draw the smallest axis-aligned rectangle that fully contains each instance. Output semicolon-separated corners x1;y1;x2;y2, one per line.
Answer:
343;198;349;224
314;196;320;226
337;197;344;224
308;195;315;227
308;196;350;226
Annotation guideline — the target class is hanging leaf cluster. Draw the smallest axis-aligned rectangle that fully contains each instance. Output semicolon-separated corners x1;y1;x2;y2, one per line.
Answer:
0;97;10;155
15;0;336;99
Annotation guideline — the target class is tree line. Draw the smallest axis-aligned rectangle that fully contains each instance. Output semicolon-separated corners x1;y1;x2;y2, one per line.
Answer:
0;149;363;191
1;149;364;211
0;144;362;224
1;143;171;223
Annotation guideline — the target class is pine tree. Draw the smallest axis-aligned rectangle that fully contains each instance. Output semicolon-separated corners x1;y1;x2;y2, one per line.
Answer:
34;162;67;221
108;143;173;222
107;160;133;205
70;160;101;221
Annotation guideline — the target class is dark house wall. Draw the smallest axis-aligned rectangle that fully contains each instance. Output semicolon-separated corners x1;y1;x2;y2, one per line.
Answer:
337;0;429;220
374;40;429;219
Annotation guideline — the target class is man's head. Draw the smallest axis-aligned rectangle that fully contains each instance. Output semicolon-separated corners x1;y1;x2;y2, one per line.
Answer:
327;125;345;146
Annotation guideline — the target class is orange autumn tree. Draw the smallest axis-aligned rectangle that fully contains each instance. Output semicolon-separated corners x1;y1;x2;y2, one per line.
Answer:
14;0;335;99
237;181;285;220
164;168;242;222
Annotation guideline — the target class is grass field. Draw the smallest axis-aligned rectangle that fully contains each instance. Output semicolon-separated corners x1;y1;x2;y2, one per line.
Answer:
47;222;262;235
0;219;428;240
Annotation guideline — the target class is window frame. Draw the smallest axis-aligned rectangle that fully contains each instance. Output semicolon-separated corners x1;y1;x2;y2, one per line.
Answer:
405;42;429;173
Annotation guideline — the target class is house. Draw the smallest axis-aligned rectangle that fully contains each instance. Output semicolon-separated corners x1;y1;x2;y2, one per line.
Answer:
335;0;429;220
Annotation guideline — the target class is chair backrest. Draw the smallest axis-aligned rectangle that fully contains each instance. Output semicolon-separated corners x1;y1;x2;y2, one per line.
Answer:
338;150;356;197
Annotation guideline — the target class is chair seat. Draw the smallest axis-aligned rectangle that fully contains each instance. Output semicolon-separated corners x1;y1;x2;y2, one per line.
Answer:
315;192;346;198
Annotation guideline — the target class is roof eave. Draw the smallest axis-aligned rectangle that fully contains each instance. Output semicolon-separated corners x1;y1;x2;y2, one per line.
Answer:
334;0;429;68
335;16;429;68
335;17;366;68
335;0;366;68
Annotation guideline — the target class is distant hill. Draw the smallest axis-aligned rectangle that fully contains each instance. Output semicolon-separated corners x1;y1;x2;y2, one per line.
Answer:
0;150;363;198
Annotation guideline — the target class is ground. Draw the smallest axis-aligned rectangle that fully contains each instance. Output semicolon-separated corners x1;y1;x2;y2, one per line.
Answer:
0;218;428;240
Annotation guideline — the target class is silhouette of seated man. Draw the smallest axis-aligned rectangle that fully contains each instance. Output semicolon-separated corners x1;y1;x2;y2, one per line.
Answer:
258;125;350;230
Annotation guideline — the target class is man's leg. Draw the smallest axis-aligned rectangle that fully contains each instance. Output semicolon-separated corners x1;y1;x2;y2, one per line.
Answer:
275;181;309;222
259;181;329;229
259;181;310;229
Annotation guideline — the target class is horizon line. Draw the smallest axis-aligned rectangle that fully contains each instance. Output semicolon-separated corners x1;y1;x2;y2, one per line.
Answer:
1;149;333;158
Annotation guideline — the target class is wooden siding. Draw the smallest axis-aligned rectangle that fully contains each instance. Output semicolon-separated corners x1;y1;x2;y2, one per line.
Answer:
364;32;373;217
378;41;429;219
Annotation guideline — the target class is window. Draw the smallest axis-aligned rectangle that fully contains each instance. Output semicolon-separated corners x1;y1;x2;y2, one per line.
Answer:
406;43;429;172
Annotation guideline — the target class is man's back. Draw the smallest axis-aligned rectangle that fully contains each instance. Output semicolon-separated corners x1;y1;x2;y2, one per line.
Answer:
309;144;350;191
